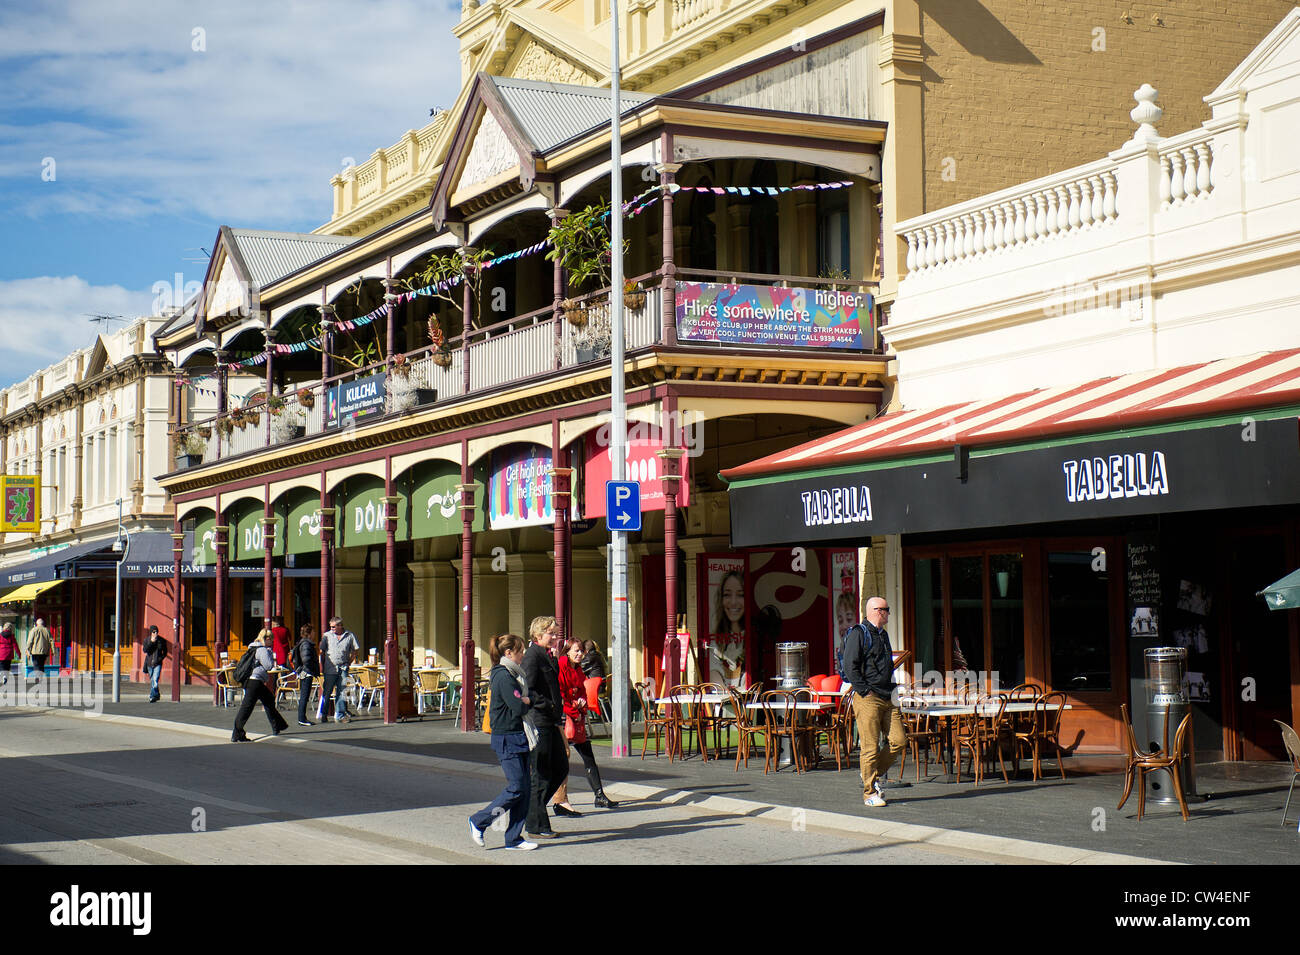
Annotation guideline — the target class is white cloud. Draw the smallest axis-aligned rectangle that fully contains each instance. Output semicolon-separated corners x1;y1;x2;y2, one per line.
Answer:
0;0;465;225
0;276;156;386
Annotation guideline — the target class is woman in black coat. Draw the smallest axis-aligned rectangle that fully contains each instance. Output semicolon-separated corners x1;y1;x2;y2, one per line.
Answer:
469;633;537;851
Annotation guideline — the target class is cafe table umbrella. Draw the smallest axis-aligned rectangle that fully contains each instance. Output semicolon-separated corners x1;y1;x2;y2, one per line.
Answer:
1259;568;1300;611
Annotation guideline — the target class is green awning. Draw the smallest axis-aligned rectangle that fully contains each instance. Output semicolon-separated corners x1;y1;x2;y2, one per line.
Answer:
1259;568;1300;611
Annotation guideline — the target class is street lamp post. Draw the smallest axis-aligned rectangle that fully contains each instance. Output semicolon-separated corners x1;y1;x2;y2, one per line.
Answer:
609;0;630;757
112;498;130;704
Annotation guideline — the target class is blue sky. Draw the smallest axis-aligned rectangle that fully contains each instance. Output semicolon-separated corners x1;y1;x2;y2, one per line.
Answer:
0;0;465;386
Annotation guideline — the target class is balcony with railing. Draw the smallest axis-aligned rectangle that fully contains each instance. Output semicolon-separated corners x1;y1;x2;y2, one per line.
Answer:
169;266;880;472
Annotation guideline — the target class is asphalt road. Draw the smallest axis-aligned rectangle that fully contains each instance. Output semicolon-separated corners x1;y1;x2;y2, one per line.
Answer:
0;710;1027;865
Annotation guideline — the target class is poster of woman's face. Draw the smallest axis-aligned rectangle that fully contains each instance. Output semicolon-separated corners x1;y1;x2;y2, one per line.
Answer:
707;557;747;687
831;551;859;669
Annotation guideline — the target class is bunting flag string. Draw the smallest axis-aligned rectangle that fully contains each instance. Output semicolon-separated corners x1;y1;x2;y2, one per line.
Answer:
179;178;857;368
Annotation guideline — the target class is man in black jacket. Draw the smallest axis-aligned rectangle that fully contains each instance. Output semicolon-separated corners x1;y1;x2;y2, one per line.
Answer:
843;596;904;807
522;615;568;839
142;626;168;703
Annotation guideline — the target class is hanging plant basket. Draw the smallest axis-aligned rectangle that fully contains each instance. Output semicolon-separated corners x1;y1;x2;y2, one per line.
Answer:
563;299;588;327
431;349;453;368
216;417;235;437
197;425;212;440
623;291;647;310
245;409;261;426
297;388;315;409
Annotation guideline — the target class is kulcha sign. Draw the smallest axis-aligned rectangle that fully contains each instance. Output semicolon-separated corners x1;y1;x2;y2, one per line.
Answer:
728;418;1300;547
675;282;870;350
326;372;387;429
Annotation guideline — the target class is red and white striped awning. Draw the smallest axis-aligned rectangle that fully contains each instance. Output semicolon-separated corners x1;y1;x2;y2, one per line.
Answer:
723;348;1300;481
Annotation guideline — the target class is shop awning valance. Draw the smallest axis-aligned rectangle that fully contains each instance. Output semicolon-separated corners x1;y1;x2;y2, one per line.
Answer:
0;536;120;589
722;349;1300;547
0;579;64;604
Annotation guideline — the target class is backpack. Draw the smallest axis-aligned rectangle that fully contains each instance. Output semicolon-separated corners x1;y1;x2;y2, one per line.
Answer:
289;640;301;670
233;646;260;684
836;623;873;681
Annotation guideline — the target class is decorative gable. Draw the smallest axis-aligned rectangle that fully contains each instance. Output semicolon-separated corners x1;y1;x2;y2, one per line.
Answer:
207;253;246;320
512;39;597;85
456;108;520;195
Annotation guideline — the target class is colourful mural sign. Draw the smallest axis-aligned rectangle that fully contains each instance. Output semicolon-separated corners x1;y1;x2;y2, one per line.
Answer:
0;476;40;534
675;281;871;350
488;445;553;529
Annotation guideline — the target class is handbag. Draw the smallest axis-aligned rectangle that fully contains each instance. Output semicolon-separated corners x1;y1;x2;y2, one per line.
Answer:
564;715;578;741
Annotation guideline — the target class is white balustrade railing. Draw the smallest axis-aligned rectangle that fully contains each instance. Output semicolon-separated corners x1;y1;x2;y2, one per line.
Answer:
673;0;714;33
901;158;1120;275
469;321;555;391
1158;129;1215;208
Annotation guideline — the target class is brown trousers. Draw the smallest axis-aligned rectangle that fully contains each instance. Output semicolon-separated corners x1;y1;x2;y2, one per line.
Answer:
852;692;906;795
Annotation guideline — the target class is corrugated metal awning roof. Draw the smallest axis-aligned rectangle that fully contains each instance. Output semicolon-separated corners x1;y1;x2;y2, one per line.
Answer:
488;76;652;153
723;348;1300;482
227;230;356;289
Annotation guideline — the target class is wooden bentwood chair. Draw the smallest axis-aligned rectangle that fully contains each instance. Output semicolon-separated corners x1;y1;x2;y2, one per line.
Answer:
1118;703;1192;821
634;681;674;760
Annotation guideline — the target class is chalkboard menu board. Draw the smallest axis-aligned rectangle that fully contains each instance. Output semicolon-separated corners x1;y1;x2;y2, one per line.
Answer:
1127;537;1161;606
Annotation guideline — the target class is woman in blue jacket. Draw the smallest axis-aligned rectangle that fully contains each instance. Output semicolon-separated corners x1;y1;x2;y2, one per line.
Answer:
469;633;538;851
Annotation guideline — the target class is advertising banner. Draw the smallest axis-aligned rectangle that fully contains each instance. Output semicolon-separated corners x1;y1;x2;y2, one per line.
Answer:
338;477;409;548
830;550;859;677
1;476;40;533
284;490;326;556
488;445;553;529
327;372;387;429
583;425;691;519
676;281;870;350
230;500;286;562
410;461;485;539
703;555;747;689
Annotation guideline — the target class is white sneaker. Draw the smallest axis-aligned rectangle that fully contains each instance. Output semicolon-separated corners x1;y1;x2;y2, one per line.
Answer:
874;779;886;799
504;840;538;851
864;793;887;807
469;819;485;847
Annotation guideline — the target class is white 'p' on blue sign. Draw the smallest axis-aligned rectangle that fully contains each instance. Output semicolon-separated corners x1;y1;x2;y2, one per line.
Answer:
606;480;642;532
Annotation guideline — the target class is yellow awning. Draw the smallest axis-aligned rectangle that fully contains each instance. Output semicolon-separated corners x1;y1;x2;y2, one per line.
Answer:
0;579;64;603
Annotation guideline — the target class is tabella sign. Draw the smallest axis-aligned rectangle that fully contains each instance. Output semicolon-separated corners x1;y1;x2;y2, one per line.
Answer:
326;372;386;429
676;282;870;350
729;418;1300;547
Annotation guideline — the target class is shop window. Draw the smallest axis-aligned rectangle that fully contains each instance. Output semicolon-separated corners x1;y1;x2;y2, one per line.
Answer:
990;553;1026;688
950;555;984;673
190;582;209;647
912;558;944;676
241;579;264;643
1047;551;1112;692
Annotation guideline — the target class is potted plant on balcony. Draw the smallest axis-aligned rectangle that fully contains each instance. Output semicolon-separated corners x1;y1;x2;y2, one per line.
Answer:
547;199;629;354
387;351;436;409
231;409;247;430
216;416;235;439
266;395;287;415
573;304;613;363
428;318;454;368
174;429;206;469
296;387;316;410
269;404;306;443
561;298;588;327
197;424;212;441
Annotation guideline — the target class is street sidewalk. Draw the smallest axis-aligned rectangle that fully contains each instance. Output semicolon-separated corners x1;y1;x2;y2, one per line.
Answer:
15;687;1300;865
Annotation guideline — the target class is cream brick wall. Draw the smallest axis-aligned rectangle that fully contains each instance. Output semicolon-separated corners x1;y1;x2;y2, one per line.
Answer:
919;0;1296;213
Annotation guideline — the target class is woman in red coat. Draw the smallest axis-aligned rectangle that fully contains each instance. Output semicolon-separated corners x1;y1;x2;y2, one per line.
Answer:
550;639;618;815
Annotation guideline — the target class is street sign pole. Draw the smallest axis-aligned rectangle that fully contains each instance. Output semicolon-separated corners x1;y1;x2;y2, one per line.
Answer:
609;0;630;757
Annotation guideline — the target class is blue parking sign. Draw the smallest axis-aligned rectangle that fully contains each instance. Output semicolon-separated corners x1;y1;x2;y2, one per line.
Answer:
606;480;642;532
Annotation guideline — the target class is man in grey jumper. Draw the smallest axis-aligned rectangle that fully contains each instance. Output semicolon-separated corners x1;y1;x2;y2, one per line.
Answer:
320;616;359;723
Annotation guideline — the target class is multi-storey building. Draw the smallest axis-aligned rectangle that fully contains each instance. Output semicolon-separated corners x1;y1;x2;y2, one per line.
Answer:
151;0;1295;723
726;9;1300;760
0;316;178;680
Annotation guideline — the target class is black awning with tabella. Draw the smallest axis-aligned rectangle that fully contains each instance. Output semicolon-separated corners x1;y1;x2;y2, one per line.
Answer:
725;416;1300;548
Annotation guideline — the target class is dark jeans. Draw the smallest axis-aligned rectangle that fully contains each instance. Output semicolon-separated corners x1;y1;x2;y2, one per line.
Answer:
471;732;531;846
527;724;569;834
233;678;289;738
321;668;349;719
297;672;318;723
29;654;47;677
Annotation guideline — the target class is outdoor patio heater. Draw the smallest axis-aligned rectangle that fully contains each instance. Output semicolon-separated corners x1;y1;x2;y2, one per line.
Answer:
1144;646;1198;803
